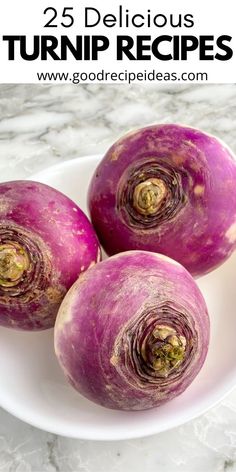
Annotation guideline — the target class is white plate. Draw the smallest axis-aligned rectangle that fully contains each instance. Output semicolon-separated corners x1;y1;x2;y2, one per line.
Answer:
0;155;236;440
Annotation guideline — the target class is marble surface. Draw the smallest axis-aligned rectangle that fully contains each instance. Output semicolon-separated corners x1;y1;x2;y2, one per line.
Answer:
0;83;236;471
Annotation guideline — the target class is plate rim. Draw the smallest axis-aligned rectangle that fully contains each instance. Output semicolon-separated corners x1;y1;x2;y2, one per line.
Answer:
0;373;235;441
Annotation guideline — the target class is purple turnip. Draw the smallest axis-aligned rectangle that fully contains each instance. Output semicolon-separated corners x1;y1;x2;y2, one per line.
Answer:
88;124;236;276
55;251;209;411
0;180;100;331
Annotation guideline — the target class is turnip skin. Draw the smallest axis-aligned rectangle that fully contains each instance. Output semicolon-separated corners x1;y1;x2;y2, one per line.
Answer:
0;180;101;331
55;251;209;411
88;124;236;277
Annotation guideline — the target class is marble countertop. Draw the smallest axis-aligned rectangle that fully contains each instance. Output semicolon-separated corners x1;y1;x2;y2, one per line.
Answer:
0;83;236;472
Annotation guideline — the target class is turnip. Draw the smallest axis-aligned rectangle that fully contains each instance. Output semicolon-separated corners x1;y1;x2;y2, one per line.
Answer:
55;251;209;411
88;124;236;276
0;180;100;331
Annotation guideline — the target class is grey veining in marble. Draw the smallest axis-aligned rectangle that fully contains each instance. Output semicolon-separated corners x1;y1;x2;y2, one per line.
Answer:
0;84;236;472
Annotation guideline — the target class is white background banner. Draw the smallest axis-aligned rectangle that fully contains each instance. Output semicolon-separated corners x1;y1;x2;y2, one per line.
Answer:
0;0;235;83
